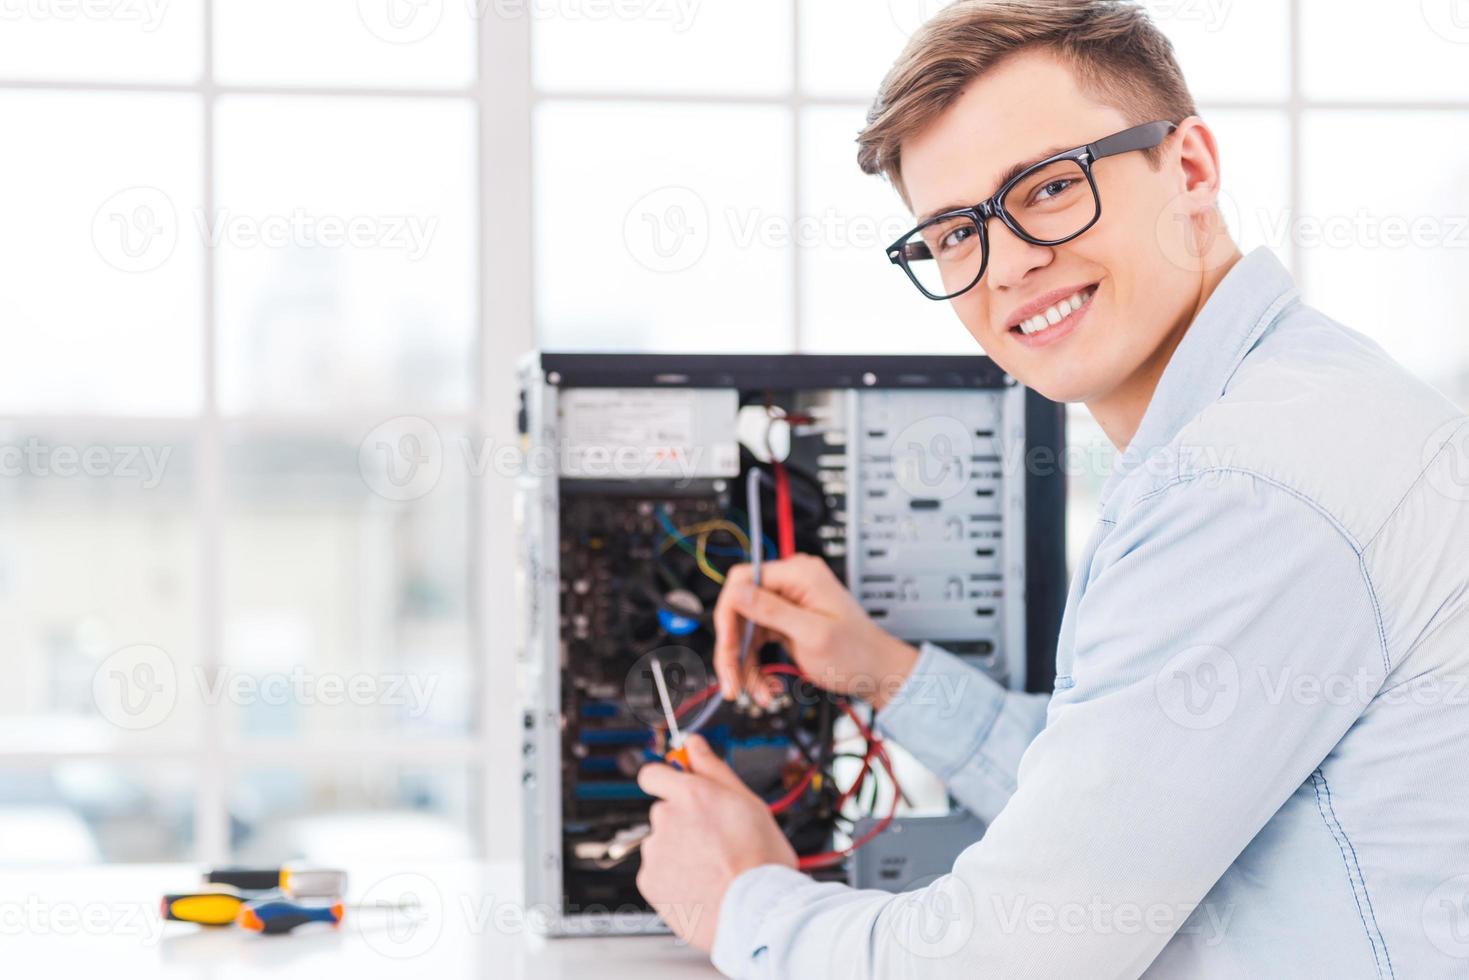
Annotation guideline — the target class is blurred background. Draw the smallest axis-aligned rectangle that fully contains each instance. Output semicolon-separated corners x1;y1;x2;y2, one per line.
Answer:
1;0;1466;867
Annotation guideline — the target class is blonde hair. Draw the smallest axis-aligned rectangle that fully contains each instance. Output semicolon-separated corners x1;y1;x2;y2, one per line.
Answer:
858;0;1196;201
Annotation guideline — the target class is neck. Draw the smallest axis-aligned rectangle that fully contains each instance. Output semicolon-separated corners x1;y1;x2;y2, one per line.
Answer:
1088;249;1243;451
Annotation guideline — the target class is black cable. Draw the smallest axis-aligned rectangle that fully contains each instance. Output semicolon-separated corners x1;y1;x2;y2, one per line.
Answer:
861;757;880;817
817;695;834;779
779;460;833;525
788;726;824;771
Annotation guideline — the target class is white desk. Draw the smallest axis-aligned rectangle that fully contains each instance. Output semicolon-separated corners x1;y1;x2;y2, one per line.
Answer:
3;862;720;978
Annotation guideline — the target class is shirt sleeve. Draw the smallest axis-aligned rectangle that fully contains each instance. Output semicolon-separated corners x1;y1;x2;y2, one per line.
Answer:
711;469;1389;979
874;640;1050;824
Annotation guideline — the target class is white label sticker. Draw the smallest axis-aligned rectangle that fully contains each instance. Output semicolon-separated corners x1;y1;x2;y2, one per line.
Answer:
559;388;739;480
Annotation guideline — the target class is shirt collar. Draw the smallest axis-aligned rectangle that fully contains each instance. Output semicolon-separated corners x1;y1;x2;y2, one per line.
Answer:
1097;247;1300;511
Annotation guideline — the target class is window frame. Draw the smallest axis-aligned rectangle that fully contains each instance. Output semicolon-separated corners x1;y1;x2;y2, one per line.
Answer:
0;2;533;865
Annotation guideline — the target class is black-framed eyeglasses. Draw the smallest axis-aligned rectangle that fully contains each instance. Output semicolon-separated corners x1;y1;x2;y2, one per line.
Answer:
886;120;1178;301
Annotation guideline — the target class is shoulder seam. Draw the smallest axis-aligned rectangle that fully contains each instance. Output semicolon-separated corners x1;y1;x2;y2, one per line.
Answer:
1127;466;1393;673
1362;416;1469;552
1130;465;1360;549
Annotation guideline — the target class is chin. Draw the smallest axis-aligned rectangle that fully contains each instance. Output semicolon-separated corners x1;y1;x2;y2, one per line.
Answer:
986;324;1117;405
1001;359;1102;405
1024;376;1087;404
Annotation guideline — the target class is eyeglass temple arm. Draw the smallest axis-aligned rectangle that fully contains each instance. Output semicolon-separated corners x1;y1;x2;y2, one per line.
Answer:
892;240;932;263
1089;120;1178;160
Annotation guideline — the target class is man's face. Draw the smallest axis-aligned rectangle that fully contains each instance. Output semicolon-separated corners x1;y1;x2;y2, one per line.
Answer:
899;50;1205;405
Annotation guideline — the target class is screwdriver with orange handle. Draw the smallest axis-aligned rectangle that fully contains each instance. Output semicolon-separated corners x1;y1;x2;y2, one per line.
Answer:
596;656;695;863
238;896;344;934
650;655;693;773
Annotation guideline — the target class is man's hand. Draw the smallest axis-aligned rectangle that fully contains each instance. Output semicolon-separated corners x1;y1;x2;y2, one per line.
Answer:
713;553;920;709
634;734;797;952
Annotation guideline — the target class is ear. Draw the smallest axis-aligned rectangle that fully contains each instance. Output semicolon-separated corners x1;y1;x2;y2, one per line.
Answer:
1157;115;1235;274
1172;116;1223;215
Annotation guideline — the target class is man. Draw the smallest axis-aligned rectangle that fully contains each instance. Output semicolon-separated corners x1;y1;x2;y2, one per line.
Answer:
633;1;1469;976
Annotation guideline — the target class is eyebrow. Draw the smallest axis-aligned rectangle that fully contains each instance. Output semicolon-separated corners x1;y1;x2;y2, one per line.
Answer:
915;142;1073;225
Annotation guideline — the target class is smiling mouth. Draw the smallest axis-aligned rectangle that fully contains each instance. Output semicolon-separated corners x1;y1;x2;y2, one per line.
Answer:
1009;284;1098;339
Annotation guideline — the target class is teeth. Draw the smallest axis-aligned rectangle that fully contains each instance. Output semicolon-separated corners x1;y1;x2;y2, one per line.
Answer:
1016;286;1094;335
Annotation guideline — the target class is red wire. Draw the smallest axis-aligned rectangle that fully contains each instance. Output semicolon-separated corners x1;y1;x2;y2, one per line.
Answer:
773;461;796;559
799;745;899;870
673;683;718;719
768;767;816;814
754;663;906;868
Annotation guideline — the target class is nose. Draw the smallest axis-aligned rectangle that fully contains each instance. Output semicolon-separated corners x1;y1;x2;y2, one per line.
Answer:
983;219;1054;292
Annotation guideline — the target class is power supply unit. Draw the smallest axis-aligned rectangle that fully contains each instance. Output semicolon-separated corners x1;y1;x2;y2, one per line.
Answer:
514;352;1066;936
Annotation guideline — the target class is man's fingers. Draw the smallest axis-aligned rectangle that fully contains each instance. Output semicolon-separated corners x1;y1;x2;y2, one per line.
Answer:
725;622;780;708
742;652;765;707
731;580;821;645
648;800;669;830
722;563;753;591
713;564;752;700
715;571;809;700
750;555;834;601
743;648;786;709
714;557;832;700
636;760;691;800
681;735;744;792
639;740;747;817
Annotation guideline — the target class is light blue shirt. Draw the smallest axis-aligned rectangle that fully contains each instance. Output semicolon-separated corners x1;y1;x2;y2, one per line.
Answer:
712;248;1469;979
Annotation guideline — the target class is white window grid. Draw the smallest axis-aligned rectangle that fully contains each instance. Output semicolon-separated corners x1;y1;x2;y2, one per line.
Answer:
0;4;533;865
0;0;1461;863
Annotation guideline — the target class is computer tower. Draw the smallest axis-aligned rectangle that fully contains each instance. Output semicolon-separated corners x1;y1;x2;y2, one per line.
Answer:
514;352;1066;936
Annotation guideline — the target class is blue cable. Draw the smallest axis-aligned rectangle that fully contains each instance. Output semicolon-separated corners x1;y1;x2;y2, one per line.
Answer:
654;506;772;558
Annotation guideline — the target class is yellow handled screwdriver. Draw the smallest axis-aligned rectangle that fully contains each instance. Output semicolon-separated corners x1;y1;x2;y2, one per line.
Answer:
161;886;253;927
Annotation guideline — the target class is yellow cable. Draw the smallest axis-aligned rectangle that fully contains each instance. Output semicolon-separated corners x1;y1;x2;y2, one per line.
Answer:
659;520;751;555
695;531;724;584
657;517;749;584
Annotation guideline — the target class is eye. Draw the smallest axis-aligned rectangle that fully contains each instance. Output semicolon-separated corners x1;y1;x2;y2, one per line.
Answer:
939;224;973;252
1033;178;1078;203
